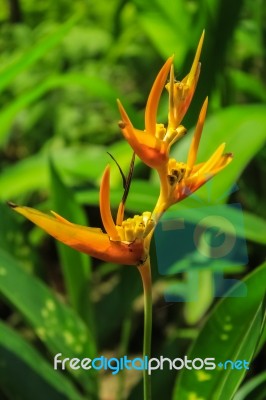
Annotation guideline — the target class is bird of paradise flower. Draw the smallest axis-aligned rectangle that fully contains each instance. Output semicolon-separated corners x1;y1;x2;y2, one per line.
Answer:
9;31;232;400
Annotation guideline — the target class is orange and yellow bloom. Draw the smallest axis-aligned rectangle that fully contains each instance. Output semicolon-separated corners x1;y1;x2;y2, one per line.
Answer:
9;32;232;267
117;32;205;171
153;97;233;215
8;165;154;266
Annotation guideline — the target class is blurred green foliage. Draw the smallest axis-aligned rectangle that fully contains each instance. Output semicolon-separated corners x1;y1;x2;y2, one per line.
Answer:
0;0;265;399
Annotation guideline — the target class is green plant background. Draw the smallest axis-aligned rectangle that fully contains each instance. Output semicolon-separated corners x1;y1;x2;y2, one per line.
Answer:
0;0;265;399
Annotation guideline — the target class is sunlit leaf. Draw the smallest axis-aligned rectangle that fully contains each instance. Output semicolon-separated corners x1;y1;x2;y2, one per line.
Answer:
234;371;266;400
0;16;78;92
0;249;98;395
0;322;85;400
49;159;93;330
173;262;266;400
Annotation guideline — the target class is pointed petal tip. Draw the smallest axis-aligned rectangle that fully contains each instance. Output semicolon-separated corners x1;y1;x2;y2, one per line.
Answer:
102;164;111;178
198;30;205;49
117;99;124;115
7;201;18;209
200;97;209;118
189;31;205;80
219;142;227;155
145;55;173;134
117;99;131;128
225;152;234;158
169;54;175;63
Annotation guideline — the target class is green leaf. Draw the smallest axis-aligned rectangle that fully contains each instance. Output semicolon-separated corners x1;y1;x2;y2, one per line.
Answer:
133;0;192;62
183;271;214;325
234;371;266;400
0;74;111;146
228;69;266;102
0;322;85;400
0;249;97;395
173;262;266;400
0;16;78;92
0;146;107;200
0;73;141;146
0;152;48;200
49;159;94;329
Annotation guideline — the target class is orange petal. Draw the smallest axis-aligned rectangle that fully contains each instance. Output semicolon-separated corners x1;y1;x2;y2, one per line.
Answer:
174;174;209;202
197;143;226;174
182;154;232;198
208;152;233;175
168;64;175;126
100;165;120;241
186;97;208;173
118;100;168;168
145;56;173;136
50;211;73;225
172;31;204;126
117;99;141;149
187;30;205;86
9;204;143;265
116;201;124;226
187;152;233;189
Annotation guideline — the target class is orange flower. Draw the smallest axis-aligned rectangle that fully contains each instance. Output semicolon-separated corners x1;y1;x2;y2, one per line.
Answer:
166;31;204;130
9;32;233;266
117;32;205;170
156;98;233;209
8;166;154;266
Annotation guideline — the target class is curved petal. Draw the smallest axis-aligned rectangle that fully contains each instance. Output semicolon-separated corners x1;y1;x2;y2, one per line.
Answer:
197;142;226;174
145;56;173;136
117;100;168;168
167;31;204;127
172;152;233;203
208;152;233;175
100;165;120;241
187;30;205;86
9;204;144;265
186;97;208;173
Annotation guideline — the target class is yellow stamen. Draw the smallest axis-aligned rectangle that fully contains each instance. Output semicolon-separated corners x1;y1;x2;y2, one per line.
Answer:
116;212;154;243
164;125;187;146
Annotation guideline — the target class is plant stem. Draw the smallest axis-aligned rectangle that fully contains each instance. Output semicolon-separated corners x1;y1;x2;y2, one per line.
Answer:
138;257;152;400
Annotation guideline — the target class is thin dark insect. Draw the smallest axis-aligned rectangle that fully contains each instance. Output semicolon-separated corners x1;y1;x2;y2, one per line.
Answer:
107;152;127;189
122;151;135;205
107;151;135;205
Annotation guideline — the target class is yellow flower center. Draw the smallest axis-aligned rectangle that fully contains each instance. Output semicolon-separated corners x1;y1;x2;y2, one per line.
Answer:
167;160;187;185
155;123;186;147
115;212;155;243
173;81;189;102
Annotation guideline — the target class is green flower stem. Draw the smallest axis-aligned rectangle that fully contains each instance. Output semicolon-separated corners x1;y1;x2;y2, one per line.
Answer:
138;257;152;400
